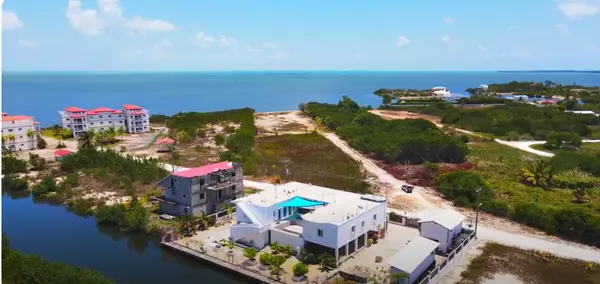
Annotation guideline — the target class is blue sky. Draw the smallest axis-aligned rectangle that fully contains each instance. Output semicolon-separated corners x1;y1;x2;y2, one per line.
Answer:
2;0;600;71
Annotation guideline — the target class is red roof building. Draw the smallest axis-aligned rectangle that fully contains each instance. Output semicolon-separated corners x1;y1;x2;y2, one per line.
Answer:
172;161;233;178
156;137;175;145
2;115;33;122
123;104;142;110
65;106;87;112
54;149;75;157
537;100;557;105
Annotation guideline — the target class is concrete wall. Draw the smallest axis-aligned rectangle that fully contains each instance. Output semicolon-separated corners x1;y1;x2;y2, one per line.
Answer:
420;222;449;252
270;229;305;251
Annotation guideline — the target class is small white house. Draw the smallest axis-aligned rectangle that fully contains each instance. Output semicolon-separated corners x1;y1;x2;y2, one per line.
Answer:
387;236;439;284
418;209;465;254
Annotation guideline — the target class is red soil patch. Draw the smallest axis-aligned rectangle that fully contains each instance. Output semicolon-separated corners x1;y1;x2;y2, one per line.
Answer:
377;161;474;186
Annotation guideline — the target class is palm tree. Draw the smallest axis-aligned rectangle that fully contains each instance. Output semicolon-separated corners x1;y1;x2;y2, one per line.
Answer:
116;127;125;140
95;130;107;150
27;129;35;140
7;134;16;150
106;127;116;143
77;131;97;150
2;136;6;144
521;159;555;190
169;144;181;173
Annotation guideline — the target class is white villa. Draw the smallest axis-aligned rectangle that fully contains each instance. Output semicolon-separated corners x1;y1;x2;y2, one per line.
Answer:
230;182;388;264
58;104;150;136
2;112;41;152
418;208;466;254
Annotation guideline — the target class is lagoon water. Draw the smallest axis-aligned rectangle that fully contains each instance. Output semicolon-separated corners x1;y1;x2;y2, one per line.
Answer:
3;71;600;127
2;71;600;283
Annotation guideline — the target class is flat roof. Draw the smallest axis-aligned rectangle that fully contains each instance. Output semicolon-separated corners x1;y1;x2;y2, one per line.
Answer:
387;236;438;273
2;115;33;122
239;182;386;225
418;208;465;230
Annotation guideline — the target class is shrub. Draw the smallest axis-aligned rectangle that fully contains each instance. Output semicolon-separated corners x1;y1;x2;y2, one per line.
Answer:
298;249;318;264
37;136;48;149
28;153;47;171
317;253;336;272
259;253;272;267
2;174;28;192
32;176;59;196
2;156;28;174
214;134;226;146
243;248;258;260
437;171;493;207
292;263;309;277
551;151;600;176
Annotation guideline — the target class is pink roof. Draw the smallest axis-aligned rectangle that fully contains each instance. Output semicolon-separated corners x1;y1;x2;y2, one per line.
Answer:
132;111;144;115
156;137;175;145
34;122;40;125
54;149;74;157
112;110;124;114
172;161;233;178
71;114;85;119
123;104;142;110
2;115;33;122
65;106;86;112
89;107;115;113
538;100;557;104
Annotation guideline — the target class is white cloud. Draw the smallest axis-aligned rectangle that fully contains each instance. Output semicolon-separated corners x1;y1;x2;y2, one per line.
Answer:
2;10;23;31
218;35;238;47
65;0;176;36
191;31;215;47
270;50;288;59
478;44;487;52
128;16;176;33
263;42;279;48
557;0;600;19
18;39;35;48
442;17;455;24
246;45;260;53
442;35;451;43
396;35;410;47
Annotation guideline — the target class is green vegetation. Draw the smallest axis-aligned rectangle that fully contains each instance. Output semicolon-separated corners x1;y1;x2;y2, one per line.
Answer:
2;234;115;284
409;102;600;139
41;125;73;140
2;155;28;174
162;108;258;172
543;131;582;150
301;97;468;164
60;148;168;185
453;141;600;247
292;263;309;277
458;242;600;284
2;175;28;192
95;197;148;232
255;133;369;193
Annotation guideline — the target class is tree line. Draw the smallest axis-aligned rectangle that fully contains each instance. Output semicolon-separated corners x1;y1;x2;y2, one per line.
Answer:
409;102;600;139
300;97;469;164
2;234;114;284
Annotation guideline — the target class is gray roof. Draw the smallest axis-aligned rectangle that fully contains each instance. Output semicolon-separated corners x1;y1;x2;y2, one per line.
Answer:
387;236;438;273
418;209;465;230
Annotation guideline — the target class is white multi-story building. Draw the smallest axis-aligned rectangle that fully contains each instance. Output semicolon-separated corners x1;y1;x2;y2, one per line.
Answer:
1;112;41;152
58;104;150;136
230;182;388;265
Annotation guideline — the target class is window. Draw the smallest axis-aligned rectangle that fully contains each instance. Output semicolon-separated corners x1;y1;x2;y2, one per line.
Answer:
199;193;205;199
361;220;365;227
9;129;13;132
351;226;355;233
373;214;377;220
119;121;122;123
200;179;205;185
184;208;188;213
183;194;186;198
18;128;22;131
91;122;94;125
108;115;112;118
19;136;23;139
99;115;103;118
100;121;104;124
232;171;236;177
317;229;323;237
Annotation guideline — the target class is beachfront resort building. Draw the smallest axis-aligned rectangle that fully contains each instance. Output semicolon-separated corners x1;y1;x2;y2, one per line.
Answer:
418;209;466;254
1;112;41;152
58;104;150;136
230;182;388;264
155;161;244;216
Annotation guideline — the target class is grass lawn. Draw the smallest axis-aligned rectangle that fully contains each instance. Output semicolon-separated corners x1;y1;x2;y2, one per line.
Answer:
458;242;600;284
254;133;370;193
467;141;600;216
41;128;72;140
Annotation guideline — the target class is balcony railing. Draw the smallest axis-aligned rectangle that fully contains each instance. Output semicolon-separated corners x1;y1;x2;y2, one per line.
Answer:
207;180;236;191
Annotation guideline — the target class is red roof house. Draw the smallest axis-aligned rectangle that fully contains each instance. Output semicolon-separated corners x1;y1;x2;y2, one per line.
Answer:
65;106;87;112
123;104;142;110
54;149;75;161
156;138;175;145
172;161;233;178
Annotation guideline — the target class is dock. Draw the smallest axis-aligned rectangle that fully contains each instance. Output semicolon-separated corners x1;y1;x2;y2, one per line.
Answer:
161;241;281;284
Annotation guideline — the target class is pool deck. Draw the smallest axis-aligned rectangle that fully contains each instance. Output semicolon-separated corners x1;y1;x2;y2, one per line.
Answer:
162;241;281;284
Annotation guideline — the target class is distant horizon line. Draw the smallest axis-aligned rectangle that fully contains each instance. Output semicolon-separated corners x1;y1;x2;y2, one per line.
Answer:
3;69;600;74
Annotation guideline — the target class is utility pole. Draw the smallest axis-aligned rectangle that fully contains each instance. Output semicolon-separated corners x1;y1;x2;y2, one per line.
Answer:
282;159;291;183
475;187;482;239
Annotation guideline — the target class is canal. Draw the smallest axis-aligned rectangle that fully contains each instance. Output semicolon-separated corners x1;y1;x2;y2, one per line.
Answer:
1;192;247;284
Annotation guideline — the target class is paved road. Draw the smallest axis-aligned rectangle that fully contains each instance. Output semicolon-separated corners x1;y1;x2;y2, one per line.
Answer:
495;139;600;158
